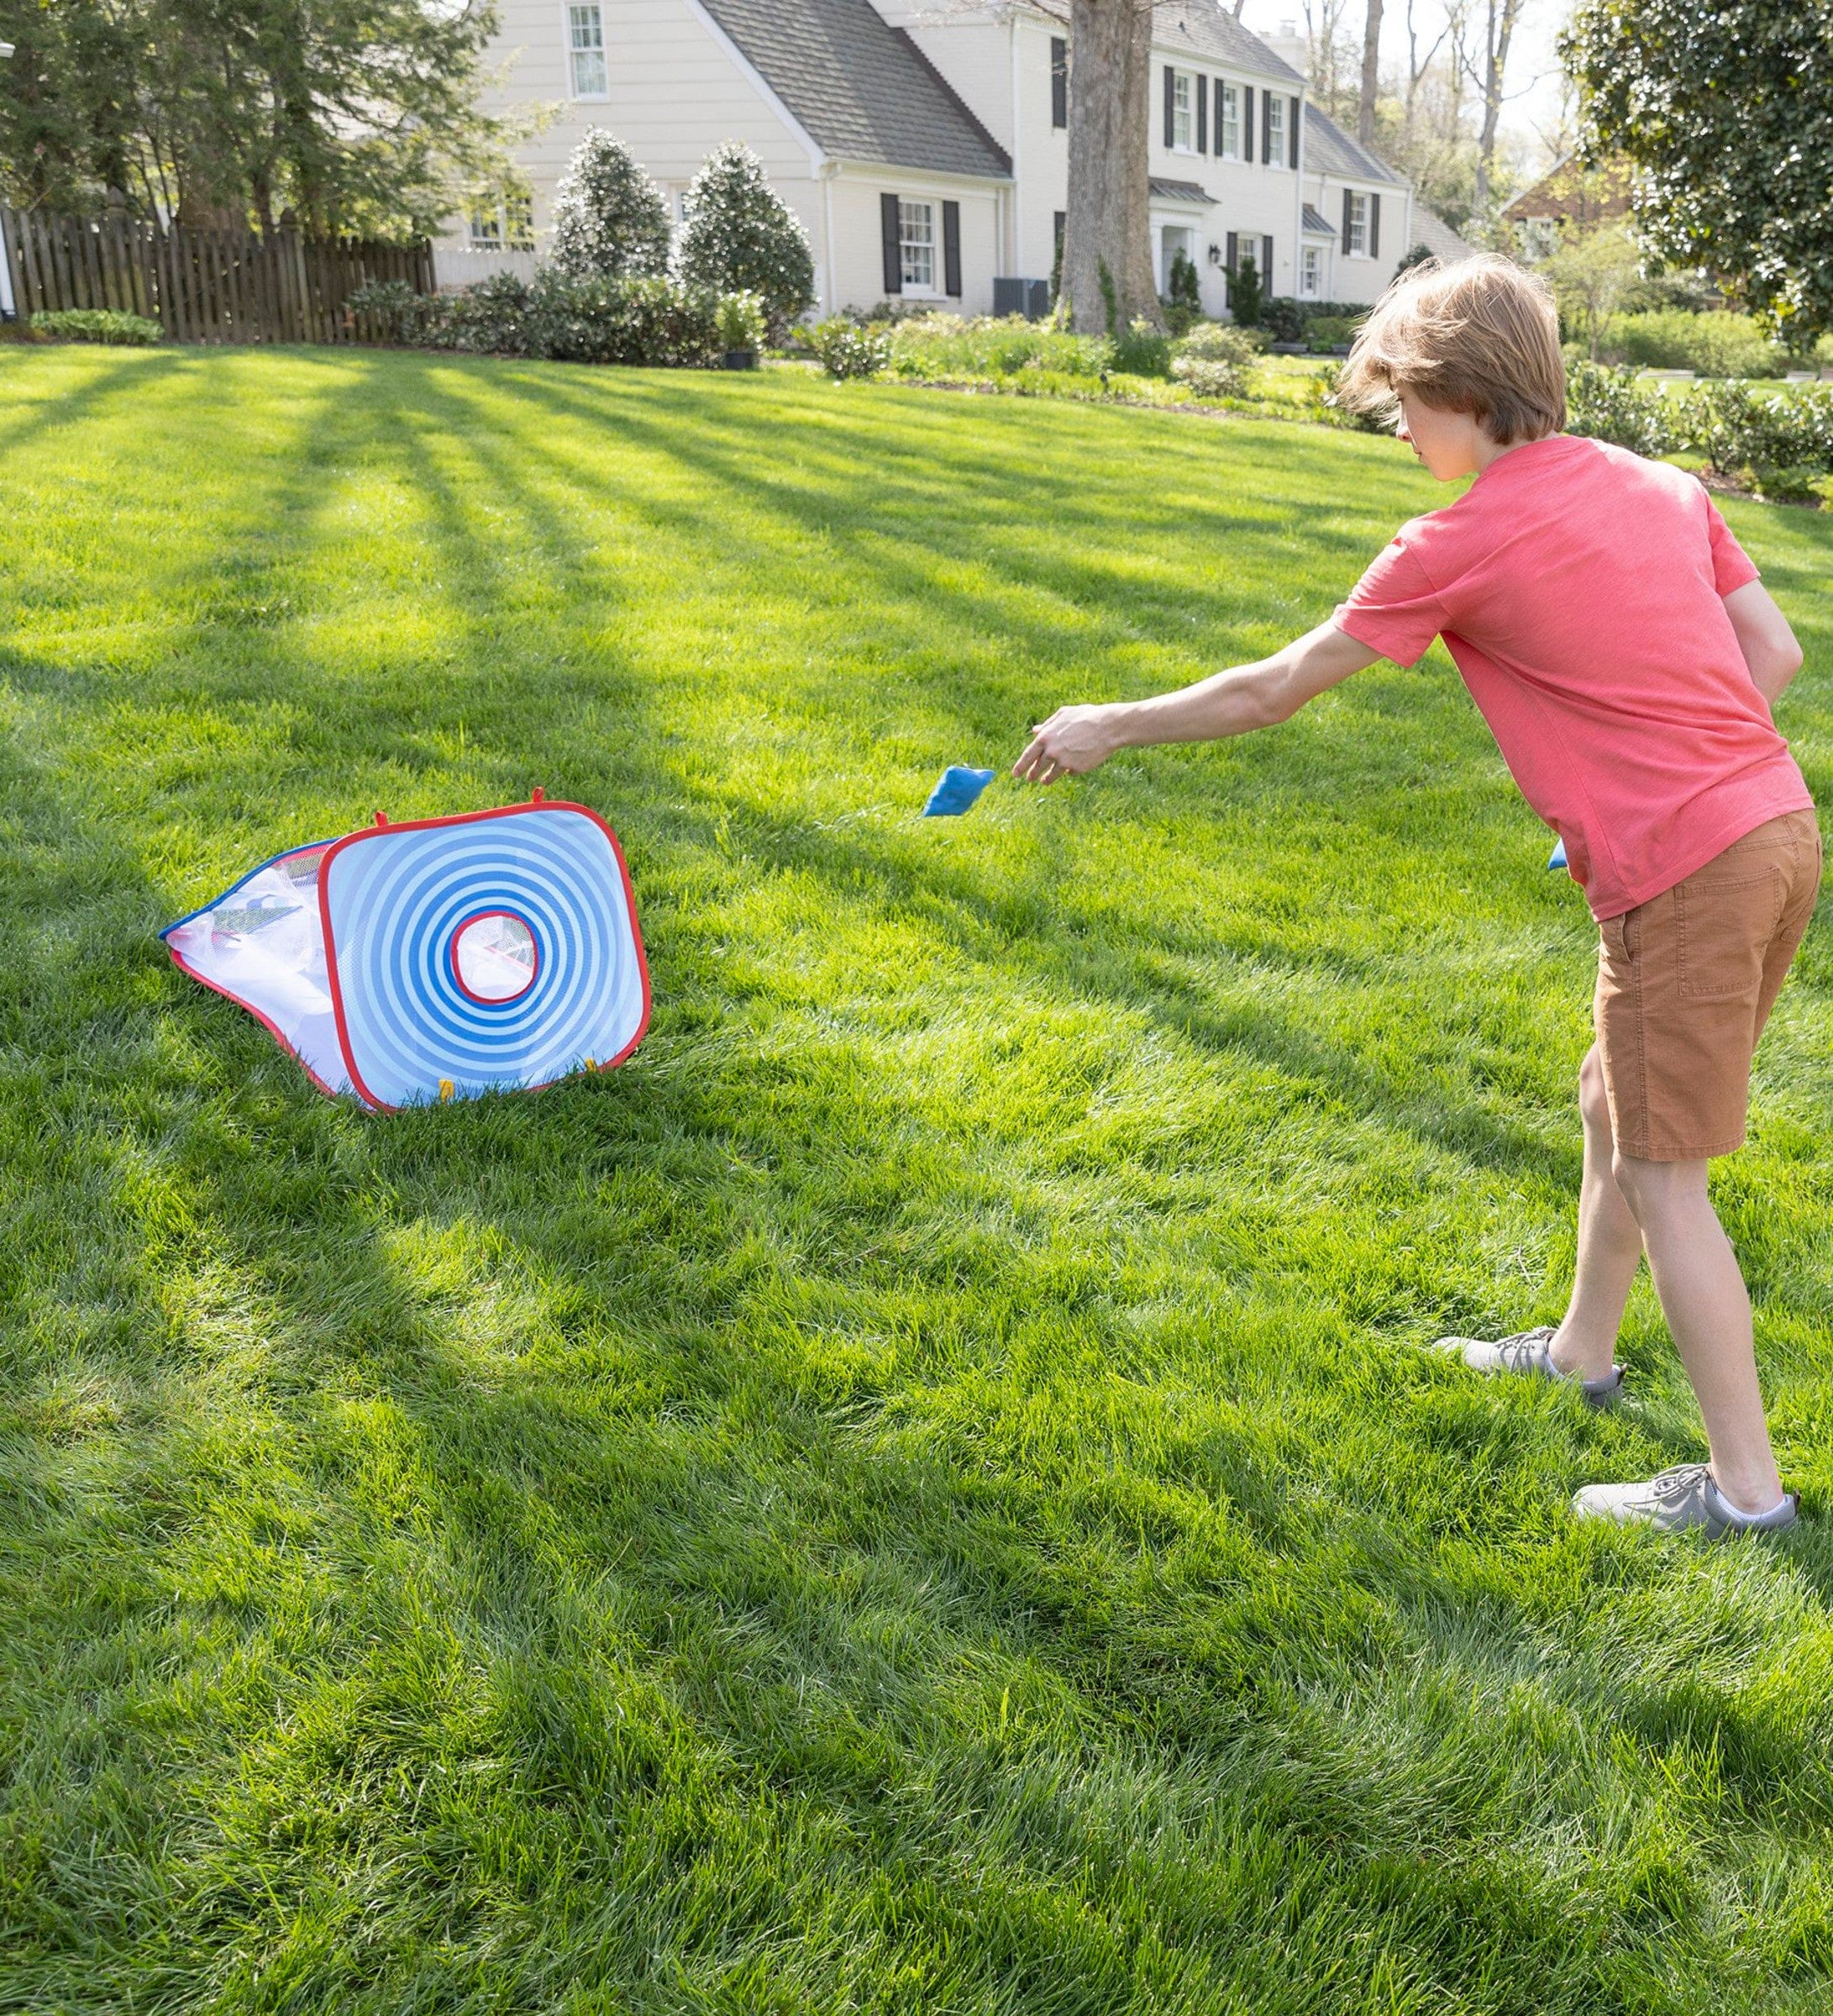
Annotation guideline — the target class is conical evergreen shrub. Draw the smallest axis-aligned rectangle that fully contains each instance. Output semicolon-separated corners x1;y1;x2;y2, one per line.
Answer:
549;129;671;280
677;141;816;333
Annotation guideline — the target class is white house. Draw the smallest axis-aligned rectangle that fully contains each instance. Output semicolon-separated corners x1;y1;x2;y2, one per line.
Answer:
455;0;1433;317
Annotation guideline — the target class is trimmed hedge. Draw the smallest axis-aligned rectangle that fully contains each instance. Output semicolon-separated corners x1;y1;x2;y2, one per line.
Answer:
347;271;729;367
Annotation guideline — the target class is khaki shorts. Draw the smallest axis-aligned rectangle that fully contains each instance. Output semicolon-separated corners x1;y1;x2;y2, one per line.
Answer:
1594;808;1821;1161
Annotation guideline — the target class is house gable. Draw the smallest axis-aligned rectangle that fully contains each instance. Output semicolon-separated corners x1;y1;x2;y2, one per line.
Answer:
698;0;1011;180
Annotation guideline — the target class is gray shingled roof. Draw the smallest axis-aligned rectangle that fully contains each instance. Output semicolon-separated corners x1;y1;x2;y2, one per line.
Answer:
1154;1;1305;84
1150;176;1216;203
1408;206;1478;264
1303;101;1403;185
1300;202;1336;236
698;0;1011;179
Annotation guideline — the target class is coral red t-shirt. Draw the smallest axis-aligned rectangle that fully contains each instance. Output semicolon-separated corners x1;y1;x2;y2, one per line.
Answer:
1332;433;1813;919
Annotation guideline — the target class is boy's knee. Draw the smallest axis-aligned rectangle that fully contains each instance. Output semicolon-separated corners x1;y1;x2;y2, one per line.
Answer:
1610;1150;1707;1223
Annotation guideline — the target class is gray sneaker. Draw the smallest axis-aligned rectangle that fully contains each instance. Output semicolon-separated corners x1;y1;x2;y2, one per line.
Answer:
1572;1462;1799;1538
1433;1324;1624;1405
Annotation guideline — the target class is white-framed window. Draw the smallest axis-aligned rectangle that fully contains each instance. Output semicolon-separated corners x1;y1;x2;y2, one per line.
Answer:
1300;245;1321;297
568;3;607;97
1218;81;1241;160
1346;191;1368;256
1171;69;1194;150
899;198;935;291
468;193;535;250
1264;92;1285;166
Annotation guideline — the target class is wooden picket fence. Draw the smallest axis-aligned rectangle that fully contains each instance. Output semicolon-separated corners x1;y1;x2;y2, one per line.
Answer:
0;207;434;344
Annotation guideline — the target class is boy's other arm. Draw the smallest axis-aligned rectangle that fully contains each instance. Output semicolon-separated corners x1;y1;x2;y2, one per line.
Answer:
1723;580;1804;708
1012;621;1381;781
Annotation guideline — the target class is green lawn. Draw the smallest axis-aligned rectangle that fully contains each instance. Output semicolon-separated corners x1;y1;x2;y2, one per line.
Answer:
4;344;1833;2016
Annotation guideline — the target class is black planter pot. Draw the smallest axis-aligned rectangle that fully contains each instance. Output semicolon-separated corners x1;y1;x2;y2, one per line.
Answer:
722;348;758;370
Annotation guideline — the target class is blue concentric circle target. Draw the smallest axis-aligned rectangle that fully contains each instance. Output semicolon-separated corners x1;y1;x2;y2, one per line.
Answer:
323;806;648;1108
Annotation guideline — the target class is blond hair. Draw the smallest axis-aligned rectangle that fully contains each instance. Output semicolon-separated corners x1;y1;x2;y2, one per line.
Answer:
1337;254;1565;444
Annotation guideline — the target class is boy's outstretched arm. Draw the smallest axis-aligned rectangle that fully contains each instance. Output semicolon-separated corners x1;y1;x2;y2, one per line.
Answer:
1721;580;1804;709
1012;621;1381;782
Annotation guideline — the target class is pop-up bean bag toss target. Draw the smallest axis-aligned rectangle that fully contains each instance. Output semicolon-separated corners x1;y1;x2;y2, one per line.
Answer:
161;795;650;1110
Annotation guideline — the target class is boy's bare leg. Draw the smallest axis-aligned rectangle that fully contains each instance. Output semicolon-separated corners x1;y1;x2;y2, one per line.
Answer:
1610;1153;1785;1515
1549;1046;1644;1380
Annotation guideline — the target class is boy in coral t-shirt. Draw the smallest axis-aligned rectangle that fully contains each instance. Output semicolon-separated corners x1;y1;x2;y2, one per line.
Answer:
1015;255;1820;1537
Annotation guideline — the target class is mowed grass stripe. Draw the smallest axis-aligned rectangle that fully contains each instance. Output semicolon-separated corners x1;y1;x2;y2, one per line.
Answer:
2;346;1832;2014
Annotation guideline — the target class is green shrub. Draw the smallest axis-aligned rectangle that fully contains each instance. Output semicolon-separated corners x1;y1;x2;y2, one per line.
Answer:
1163;248;1202;335
440;270;540;353
345;279;440;345
1111;317;1171;377
886;312;1113;382
549;129;671;281
1565;362;1679;457
1683;381;1833;488
676;140;816;335
531;273;723;366
1304;313;1357;350
1169;322;1258;399
1598;309;1785;379
1226;254;1264;328
29;308;163;346
809;318;891;380
345;270;725;366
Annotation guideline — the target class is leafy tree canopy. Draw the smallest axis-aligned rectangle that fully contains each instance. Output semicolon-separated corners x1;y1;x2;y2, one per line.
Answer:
548;129;671;281
1563;1;1833;339
0;0;512;239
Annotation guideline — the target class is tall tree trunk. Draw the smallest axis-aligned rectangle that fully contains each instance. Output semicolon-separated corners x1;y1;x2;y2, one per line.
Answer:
1469;0;1522;222
1358;0;1384;145
1061;0;1163;336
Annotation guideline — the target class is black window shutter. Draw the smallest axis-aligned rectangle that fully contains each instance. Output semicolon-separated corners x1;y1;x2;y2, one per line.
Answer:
1164;66;1175;146
1226;229;1238;272
1196;76;1207;153
881;192;902;294
1262;92;1272;163
943;200;961;297
1342;187;1354;250
1051;38;1067;129
1289;96;1300;168
1263;234;1274;283
1242;85;1253;160
1369;192;1381;260
1214;77;1226;155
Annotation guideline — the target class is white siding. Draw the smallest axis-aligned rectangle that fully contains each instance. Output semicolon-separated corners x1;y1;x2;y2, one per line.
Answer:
471;0;819;240
827;175;1001;316
1305;173;1412;305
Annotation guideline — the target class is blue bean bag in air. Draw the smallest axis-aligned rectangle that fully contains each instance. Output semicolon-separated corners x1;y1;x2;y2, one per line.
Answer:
923;765;995;816
161;794;650;1109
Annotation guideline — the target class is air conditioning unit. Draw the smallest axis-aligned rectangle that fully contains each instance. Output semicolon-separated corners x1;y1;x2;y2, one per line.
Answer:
992;277;1052;321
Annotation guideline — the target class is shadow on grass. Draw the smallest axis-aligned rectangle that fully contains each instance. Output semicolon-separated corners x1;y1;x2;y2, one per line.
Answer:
8;347;1833;2008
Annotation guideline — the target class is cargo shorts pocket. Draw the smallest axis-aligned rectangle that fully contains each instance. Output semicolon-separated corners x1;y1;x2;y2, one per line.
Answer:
1675;867;1784;1000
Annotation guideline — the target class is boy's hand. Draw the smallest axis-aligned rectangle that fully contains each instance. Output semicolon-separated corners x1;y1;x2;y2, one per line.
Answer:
1012;704;1125;784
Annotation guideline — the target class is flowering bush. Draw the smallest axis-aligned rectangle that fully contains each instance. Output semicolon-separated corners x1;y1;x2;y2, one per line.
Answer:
1169;322;1258;399
808;318;891;379
549;129;670;281
677;141;815;335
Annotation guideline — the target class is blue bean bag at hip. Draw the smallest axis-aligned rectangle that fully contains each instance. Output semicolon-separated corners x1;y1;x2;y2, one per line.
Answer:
161;795;650;1109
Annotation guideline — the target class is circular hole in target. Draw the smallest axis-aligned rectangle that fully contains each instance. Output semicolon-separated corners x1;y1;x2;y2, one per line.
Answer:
450;910;539;1004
